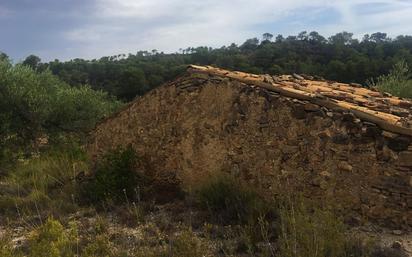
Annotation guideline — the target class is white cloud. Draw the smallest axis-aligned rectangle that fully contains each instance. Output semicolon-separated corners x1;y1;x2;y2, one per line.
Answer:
59;0;412;60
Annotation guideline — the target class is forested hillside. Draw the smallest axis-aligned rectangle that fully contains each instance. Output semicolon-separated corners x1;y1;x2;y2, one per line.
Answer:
8;31;412;101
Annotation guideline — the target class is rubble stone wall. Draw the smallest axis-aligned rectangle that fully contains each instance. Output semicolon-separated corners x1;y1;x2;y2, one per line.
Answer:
88;73;412;229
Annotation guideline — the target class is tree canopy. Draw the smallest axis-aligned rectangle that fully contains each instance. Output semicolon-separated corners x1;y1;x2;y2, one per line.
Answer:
0;58;121;158
5;31;412;102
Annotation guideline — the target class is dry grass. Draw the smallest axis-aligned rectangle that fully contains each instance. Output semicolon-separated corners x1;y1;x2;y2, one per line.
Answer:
0;146;87;228
0;152;408;257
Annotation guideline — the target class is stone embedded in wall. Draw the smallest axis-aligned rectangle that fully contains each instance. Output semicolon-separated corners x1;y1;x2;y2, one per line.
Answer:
342;112;356;123
387;136;411;152
338;161;353;172
398;151;412;167
317;131;331;140
281;145;299;155
377;145;395;162
332;134;350;145
364;126;382;138
291;105;306;119
303;103;320;112
320;170;332;178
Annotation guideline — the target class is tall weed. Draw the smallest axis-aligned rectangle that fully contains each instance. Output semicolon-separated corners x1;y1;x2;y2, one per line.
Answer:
368;60;412;99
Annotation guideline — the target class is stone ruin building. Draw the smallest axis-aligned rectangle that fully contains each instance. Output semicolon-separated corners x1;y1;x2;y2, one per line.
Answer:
88;65;412;229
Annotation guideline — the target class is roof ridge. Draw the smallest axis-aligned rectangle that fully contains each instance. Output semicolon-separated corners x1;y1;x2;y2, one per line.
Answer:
188;65;412;137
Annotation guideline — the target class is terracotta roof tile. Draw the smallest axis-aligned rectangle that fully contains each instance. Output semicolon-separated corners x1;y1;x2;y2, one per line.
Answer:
188;65;412;136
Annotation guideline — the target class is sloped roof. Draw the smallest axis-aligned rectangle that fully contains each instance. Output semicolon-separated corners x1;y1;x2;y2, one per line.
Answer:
188;65;412;137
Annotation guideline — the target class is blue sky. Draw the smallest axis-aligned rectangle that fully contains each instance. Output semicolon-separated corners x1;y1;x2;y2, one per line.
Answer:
1;0;412;61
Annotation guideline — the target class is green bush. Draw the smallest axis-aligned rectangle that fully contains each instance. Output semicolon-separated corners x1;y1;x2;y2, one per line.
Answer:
25;217;122;257
82;234;114;257
197;174;275;225
169;229;206;257
368;60;412;99
0;58;122;159
79;146;149;204
28;218;77;257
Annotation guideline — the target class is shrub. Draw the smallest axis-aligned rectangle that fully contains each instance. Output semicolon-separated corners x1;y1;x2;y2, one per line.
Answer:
197;174;276;225
169;229;206;257
82;234;114;257
26;217;121;257
368;60;412;99
0;58;122;160
277;198;347;257
28;218;77;257
79;146;149;204
196;174;281;256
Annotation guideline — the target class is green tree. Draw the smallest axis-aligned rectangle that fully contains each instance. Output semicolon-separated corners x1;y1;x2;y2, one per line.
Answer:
23;54;41;70
262;32;274;42
329;31;356;45
370;32;389;43
297;31;309;41
241;38;260;52
0;58;121;156
0;52;9;62
118;67;148;100
308;31;327;43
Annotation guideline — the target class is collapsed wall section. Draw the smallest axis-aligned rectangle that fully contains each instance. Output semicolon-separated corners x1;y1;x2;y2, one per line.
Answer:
89;70;412;229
